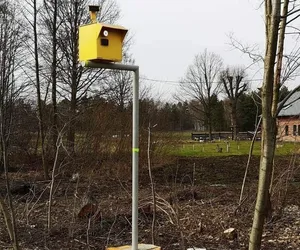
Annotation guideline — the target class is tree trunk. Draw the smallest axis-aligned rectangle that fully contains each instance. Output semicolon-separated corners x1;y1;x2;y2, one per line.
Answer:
206;110;213;140
67;90;77;153
272;0;289;117
51;0;58;152
66;0;79;154
208;123;212;141
249;118;276;249
34;0;48;179
231;102;238;140
249;1;281;249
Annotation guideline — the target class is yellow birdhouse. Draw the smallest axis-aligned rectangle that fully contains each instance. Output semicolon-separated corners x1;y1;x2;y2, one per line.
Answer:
79;5;128;63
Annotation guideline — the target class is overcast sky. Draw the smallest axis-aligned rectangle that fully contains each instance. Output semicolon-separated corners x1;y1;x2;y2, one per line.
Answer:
114;0;298;101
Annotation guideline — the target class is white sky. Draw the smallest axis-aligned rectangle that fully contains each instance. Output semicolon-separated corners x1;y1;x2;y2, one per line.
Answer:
114;0;300;102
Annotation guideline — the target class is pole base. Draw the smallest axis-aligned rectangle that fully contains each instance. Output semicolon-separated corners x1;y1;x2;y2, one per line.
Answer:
106;244;161;250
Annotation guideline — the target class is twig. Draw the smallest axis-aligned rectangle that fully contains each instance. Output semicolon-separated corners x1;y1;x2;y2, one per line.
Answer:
70;172;80;238
0;115;19;249
147;122;157;244
0;196;14;241
239;116;262;205
74;238;95;248
86;217;91;250
47;134;62;231
105;210;118;247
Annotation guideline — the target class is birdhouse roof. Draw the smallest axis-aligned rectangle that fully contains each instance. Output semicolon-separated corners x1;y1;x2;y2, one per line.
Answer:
100;23;128;31
79;22;127;32
278;91;300;117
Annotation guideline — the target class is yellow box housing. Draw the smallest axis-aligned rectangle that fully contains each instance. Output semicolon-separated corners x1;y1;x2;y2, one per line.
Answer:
106;244;161;250
79;22;128;63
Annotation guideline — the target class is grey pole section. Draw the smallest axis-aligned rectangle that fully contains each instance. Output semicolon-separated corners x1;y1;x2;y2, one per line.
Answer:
83;61;139;250
132;67;139;250
84;60;139;72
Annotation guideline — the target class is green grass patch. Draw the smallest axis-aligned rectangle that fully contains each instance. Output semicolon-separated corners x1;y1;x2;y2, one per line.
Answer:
166;140;300;157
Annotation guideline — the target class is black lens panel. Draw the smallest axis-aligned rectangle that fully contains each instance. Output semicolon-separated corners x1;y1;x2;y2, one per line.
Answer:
101;38;109;46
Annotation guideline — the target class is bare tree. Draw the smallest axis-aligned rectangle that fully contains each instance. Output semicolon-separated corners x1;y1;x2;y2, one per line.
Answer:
21;0;49;178
226;2;300;249
33;0;49;178
40;0;62;152
249;0;300;249
0;1;28;169
220;67;248;140
0;1;28;248
180;49;223;140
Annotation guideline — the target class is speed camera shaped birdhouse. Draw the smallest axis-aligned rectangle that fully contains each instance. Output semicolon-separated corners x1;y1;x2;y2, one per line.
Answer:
79;5;128;63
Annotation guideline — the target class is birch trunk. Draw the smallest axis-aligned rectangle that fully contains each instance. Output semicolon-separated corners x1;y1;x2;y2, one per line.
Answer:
249;1;281;249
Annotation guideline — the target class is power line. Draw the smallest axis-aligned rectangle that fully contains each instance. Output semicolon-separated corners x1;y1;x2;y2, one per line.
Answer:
141;77;179;86
141;73;300;86
141;76;264;85
141;77;182;84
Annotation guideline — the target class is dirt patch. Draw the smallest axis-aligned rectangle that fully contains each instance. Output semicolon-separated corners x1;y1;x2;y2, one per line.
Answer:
1;155;300;249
